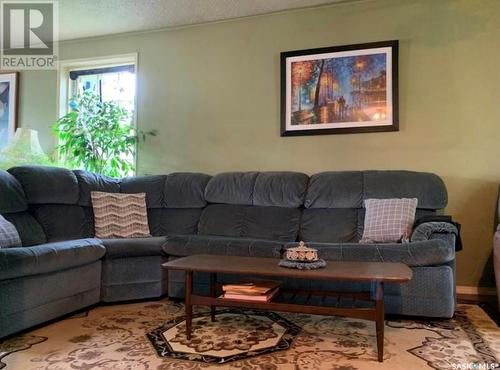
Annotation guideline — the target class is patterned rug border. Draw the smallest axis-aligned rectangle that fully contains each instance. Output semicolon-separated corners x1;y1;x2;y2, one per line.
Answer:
387;304;499;369
146;309;302;364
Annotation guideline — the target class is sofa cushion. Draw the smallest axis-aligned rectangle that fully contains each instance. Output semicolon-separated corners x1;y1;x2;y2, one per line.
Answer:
198;204;243;238
100;237;167;259
9;166;79;205
244;206;301;241
300;208;359;243
160;209;202;235
164;173;211;208
0;214;21;248
205;172;258;205
162;235;283;258
75;170;121;207
363;171;447;210
198;204;300;241
91;192;150;238
3;212;46;246
285;239;454;267
253;172;309;207
306;171;363;209
32;205;93;242
305;171;447;211
0;238;105;280
130;209;201;238
120;175;166;208
0;170;27;213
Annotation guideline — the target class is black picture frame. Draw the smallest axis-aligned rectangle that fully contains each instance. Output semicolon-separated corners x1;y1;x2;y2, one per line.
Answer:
280;40;399;136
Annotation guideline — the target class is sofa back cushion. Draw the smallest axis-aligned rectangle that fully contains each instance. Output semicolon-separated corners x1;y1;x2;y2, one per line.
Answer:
31;205;93;242
300;208;361;243
0;214;21;248
0;170;28;213
121;175;166;208
301;171;446;243
9;166;79;205
198;205;301;241
200;172;307;241
0;169;47;246
3;212;46;246
75;170;121;207
164;173;211;208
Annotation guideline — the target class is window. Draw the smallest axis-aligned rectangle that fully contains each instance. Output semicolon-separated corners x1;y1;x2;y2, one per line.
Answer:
57;54;138;175
68;65;136;113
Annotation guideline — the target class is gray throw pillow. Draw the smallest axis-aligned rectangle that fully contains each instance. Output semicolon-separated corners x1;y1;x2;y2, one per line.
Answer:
0;214;22;248
360;198;418;244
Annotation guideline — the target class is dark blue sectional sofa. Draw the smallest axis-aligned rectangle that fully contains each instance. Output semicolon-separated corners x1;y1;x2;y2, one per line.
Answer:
0;166;456;338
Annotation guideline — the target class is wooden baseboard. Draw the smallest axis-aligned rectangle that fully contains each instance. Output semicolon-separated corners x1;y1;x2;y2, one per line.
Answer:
456;285;497;296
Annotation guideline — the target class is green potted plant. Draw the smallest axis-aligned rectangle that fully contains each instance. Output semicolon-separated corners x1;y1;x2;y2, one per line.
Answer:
53;92;156;177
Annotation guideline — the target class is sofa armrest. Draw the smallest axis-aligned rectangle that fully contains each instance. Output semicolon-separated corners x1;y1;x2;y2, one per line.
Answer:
411;222;457;249
0;238;105;280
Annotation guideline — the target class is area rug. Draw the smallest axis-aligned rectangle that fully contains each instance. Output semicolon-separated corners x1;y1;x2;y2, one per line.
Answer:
1;299;499;370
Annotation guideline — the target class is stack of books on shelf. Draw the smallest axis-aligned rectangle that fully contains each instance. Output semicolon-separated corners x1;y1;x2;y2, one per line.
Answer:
221;280;280;302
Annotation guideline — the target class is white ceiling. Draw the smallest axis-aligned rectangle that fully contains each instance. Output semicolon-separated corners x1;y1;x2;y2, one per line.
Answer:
59;0;353;41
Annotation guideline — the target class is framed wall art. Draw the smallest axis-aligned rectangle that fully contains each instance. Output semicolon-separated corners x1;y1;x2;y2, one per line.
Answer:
0;72;19;149
281;40;398;136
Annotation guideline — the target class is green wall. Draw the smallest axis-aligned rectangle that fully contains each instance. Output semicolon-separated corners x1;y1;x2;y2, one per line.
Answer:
18;0;500;288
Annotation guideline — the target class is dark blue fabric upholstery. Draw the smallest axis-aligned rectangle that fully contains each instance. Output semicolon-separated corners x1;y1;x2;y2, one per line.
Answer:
9;166;79;205
253;172;308;207
0;239;105;280
205;172;258;205
3;212;46;246
305;170;447;210
363;170;447;209
32;205;93;242
160;209;202;235
163;235;283;258
74;170;121;207
0;262;101;338
0;170;27;213
100;237;167;259
120;175;166;208
164;173;211;208
198;204;300;241
300;208;360;243
284;239;455;267
100;256;168;302
306;171;363;209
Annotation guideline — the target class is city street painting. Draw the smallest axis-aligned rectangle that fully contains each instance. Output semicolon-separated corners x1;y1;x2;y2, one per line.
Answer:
0;72;19;149
281;41;398;136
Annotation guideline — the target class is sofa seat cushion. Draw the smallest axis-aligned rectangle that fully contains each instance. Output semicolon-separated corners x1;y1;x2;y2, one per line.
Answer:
162;235;283;258
0;238;105;280
285;239;454;267
101;237;168;259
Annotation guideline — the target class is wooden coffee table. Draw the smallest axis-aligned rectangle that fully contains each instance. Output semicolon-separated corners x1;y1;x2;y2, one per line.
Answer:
163;255;412;362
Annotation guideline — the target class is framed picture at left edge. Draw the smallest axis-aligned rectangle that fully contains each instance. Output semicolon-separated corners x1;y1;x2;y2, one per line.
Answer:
0;72;19;150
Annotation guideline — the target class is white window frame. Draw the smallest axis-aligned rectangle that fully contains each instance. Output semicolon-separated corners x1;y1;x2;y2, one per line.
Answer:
56;53;139;171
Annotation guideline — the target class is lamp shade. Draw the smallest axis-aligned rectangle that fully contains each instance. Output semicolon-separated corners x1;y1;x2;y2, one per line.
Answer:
1;128;46;156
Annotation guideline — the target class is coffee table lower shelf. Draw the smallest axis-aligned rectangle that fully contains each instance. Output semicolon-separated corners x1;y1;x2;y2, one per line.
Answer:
183;271;386;362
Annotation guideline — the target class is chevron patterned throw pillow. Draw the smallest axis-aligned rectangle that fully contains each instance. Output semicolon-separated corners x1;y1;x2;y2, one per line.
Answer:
91;191;151;239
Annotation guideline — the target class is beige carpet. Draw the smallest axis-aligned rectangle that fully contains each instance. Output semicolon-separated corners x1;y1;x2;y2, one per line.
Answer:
1;299;499;369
